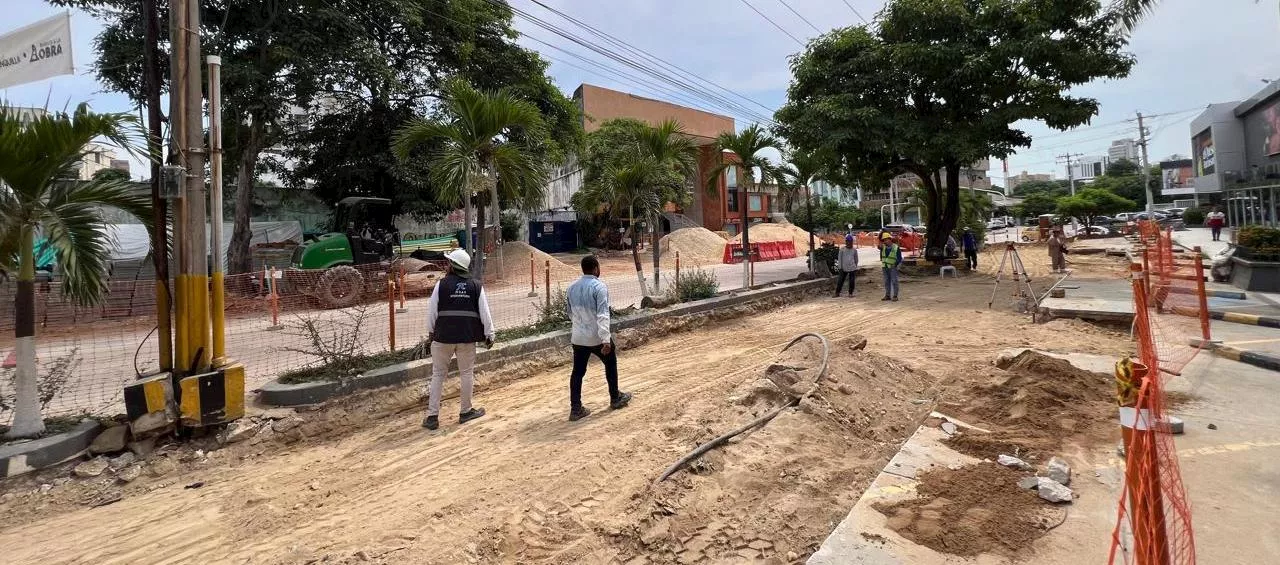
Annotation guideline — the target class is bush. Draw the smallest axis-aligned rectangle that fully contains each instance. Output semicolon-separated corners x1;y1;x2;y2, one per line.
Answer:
1238;225;1280;252
811;242;839;276
500;211;522;242
669;267;719;302
1182;207;1206;226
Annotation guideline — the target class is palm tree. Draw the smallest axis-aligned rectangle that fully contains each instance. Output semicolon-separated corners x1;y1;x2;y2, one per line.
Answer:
634;120;698;291
706;124;782;286
1116;0;1271;32
0;104;151;439
393;79;548;281
574;159;665;293
778;152;828;273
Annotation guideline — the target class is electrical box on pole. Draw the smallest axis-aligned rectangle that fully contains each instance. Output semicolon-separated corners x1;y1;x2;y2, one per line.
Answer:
161;165;184;200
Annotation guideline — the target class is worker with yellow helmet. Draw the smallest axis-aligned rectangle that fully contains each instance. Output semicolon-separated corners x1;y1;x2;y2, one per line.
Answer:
879;232;903;302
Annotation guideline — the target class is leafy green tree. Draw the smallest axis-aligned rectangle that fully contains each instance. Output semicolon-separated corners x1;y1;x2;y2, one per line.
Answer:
578;119;698;291
1106;158;1142;177
0;104;152;438
1014;192;1060;219
91;167;130;182
393;80;548;281
705;125;782;284
775;0;1133;260
574;159;665;294
1056;188;1136;230
1014;179;1072;197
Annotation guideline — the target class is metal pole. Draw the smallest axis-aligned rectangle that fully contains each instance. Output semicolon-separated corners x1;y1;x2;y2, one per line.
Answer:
143;0;171;373
1138;112;1154;214
168;0;189;374
207;55;226;365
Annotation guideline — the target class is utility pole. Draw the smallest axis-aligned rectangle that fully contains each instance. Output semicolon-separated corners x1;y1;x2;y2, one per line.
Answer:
170;0;209;374
1058;153;1083;236
1137;112;1154;214
142;0;171;373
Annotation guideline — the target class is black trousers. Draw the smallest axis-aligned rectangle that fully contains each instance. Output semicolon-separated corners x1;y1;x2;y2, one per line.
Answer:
965;249;978;269
570;342;620;409
1211;226;1222;241
835;271;856;295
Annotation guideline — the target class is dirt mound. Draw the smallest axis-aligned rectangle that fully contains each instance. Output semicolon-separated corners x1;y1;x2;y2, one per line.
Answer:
875;463;1062;557
592;336;940;562
490;241;577;281
659;227;727;266
943;350;1116;460
730;222;818;252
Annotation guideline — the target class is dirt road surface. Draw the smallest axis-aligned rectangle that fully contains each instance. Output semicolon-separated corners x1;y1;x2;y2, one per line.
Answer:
0;266;1136;564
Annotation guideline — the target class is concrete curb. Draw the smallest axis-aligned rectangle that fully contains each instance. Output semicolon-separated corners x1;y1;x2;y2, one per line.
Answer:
259;277;830;407
0;419;102;478
1209;344;1280;373
1207;310;1280;329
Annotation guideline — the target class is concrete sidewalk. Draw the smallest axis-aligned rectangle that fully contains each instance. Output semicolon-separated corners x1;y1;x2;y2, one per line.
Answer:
1172;227;1231;257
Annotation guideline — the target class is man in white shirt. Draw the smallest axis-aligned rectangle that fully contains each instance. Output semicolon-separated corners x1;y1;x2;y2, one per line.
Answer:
565;255;632;421
423;249;494;431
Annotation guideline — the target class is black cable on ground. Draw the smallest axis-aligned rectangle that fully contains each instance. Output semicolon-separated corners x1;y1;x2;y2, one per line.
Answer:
654;332;830;484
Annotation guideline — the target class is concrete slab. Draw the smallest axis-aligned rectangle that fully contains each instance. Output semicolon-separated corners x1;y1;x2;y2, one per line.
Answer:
1038;278;1135;323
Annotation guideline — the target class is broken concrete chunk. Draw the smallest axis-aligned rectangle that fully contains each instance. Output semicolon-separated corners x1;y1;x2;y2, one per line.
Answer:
1044;456;1071;486
108;452;136;471
1037;477;1074;503
640;521;671;545
116;464;142;483
74;457;110;478
127;437;157;458
272;417;304;433
940;422;957;435
88;425;130;455
997;454;1033;471
1017;476;1040;490
224;421;259;444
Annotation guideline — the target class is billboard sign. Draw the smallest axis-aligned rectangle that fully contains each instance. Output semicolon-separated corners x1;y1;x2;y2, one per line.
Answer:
1193;129;1216;176
1264;98;1280;157
0;13;74;89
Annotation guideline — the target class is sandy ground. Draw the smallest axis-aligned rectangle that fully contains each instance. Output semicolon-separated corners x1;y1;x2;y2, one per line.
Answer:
0;261;1137;564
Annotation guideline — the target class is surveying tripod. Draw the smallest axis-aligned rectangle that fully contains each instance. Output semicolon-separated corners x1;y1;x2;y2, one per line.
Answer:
988;242;1039;322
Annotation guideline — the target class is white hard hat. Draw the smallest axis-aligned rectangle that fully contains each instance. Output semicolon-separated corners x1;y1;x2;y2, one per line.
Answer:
445;248;471;271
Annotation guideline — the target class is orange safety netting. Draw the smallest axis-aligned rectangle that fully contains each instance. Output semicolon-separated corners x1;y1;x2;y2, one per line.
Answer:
1109;220;1207;565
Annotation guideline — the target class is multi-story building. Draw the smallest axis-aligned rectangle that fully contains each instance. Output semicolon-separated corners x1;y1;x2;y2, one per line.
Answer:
536;83;773;235
1006;170;1054;192
1108;138;1140;162
1067;155;1109;182
73;143;119;180
1187;81;1280;224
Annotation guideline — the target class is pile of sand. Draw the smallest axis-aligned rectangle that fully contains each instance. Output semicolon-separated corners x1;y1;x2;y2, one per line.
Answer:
875;463;1061;557
730;222;819;253
489;241;577;281
659;227;726;265
943;349;1116;460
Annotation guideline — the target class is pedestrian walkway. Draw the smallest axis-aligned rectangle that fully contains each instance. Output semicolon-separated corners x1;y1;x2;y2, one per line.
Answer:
1172;227;1230;256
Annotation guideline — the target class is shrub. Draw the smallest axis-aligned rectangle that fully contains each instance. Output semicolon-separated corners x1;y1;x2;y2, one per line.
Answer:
1182;207;1206;226
670;267;719;302
811;242;839;276
1238;225;1280;249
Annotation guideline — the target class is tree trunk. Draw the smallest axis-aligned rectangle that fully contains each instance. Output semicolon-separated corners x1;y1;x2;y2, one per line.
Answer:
6;225;44;439
631;206;649;296
651;211;661;291
926;164;962;261
474;200;487;281
805;185;815;274
487;160;501;284
463;185;473;255
741;174;751;287
227;119;265;275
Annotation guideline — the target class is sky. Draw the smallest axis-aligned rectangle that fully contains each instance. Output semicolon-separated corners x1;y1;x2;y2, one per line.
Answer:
5;0;1280;183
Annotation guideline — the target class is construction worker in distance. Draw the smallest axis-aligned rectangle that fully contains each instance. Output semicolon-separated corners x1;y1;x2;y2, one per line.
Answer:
962;227;979;270
423;248;493;431
880;232;902;302
566;255;632;421
1048;228;1069;273
835;234;859;297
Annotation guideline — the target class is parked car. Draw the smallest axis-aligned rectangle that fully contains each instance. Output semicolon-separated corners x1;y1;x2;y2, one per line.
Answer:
986;219;1008;231
1114;212;1137;222
1091;215;1114;225
1086;225;1112;236
1021;226;1045;242
1134;212;1169;222
1163;207;1186;218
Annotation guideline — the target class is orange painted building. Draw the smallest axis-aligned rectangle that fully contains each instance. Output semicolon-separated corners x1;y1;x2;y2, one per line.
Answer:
572;84;770;234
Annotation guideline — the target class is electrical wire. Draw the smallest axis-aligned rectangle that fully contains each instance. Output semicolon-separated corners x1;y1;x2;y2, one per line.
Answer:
776;0;822;34
526;0;779;116
840;0;871;24
134;325;159;378
494;0;780;125
738;0;806;47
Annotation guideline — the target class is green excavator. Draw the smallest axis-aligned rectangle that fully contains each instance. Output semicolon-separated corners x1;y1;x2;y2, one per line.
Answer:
287;197;457;308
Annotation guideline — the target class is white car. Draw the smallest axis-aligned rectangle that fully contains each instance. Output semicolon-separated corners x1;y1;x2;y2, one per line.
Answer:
986;219;1007;231
1114;212;1136;222
1086;225;1111;236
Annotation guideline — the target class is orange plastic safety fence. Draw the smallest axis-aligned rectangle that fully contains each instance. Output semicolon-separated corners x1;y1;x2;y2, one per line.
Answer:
1108;230;1201;565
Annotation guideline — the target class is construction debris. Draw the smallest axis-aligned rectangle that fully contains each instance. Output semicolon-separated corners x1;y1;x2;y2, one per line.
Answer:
1036;478;1074;503
998;454;1033;471
1043;456;1071;486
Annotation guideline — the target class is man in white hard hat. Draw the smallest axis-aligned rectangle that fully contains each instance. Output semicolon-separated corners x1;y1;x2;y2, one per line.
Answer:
423;248;494;430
